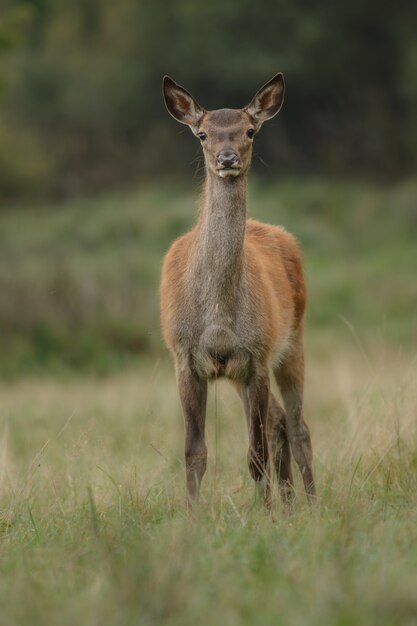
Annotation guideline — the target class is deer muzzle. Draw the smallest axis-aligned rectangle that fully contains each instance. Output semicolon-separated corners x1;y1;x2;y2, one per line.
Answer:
216;151;241;177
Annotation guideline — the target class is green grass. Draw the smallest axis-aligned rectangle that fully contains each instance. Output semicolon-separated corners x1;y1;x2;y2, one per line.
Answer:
1;177;417;624
0;176;416;374
1;349;417;625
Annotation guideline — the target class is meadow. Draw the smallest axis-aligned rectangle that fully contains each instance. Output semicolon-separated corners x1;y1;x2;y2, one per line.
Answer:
0;178;416;625
1;177;416;374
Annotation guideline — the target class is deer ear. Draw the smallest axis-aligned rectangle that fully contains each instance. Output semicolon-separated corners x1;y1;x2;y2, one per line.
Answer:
163;76;205;132
245;73;285;129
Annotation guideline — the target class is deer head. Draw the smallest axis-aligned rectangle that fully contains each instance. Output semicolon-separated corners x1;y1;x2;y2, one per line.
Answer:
163;73;285;179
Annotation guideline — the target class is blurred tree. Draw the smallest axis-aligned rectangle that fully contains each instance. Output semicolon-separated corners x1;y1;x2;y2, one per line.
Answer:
0;0;416;200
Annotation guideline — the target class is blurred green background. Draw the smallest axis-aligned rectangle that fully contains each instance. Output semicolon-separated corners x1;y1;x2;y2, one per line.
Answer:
0;0;416;376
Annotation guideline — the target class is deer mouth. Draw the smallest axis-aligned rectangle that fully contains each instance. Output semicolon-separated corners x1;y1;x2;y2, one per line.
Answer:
217;167;241;178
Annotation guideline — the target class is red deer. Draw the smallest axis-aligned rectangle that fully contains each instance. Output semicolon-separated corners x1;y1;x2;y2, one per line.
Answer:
161;74;315;509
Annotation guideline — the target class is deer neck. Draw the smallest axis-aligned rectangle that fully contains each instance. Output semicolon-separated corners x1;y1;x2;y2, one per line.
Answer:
193;171;247;295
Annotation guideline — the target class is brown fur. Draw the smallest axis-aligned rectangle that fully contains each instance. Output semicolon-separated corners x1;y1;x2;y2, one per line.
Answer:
161;74;315;508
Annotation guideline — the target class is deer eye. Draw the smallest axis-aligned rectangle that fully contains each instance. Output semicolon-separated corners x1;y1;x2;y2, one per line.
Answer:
198;132;207;141
247;128;255;139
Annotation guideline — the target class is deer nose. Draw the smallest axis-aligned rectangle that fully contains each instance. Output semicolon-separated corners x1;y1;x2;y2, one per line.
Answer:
216;151;239;168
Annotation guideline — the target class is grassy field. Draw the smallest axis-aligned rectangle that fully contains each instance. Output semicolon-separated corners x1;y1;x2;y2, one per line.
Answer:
0;348;417;625
1;177;416;374
1;177;417;624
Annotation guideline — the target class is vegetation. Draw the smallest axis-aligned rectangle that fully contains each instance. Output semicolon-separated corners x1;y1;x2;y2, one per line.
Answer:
1;0;417;198
0;345;416;625
1;178;416;376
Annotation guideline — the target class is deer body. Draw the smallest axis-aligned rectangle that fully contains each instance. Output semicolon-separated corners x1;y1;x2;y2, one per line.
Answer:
162;181;300;381
161;76;315;507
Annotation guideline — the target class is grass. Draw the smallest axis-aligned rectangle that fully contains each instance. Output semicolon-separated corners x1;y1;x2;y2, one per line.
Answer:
0;176;416;623
1;346;417;625
0;176;416;374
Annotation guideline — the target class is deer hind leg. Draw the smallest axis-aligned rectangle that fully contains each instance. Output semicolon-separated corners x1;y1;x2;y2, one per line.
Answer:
274;335;316;502
176;358;208;508
267;393;295;507
236;366;271;508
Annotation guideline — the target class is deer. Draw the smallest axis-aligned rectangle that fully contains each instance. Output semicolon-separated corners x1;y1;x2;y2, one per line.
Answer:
160;73;316;510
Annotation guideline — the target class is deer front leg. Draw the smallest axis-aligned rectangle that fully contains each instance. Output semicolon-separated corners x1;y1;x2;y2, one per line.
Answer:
246;365;271;508
176;360;208;507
